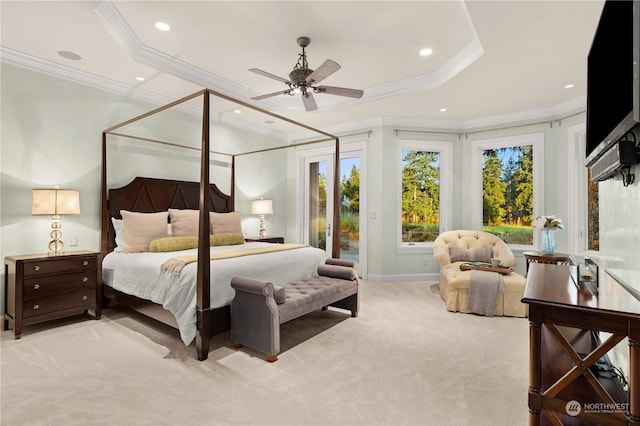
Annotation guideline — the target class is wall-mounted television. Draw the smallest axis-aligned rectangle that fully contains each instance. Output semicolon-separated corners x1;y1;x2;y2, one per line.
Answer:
586;0;640;168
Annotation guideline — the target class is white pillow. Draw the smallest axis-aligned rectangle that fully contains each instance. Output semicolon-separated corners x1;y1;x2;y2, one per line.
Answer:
111;217;124;253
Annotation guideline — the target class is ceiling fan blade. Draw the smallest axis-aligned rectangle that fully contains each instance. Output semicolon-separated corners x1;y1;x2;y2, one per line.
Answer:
249;68;290;84
317;85;364;98
306;59;341;84
251;90;290;100
302;92;317;111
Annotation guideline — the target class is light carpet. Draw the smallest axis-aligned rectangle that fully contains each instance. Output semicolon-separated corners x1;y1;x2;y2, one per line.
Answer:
1;281;529;426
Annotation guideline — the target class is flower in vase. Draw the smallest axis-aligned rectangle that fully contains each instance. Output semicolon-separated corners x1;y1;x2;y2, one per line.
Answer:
535;215;564;229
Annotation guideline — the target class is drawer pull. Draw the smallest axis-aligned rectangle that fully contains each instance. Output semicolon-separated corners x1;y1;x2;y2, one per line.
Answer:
83;260;89;266
33;265;40;271
82;295;88;301
33;284;40;290
33;304;40;310
83;277;88;282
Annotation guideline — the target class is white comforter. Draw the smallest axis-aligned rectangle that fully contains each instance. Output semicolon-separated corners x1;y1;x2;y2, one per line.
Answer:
102;242;328;345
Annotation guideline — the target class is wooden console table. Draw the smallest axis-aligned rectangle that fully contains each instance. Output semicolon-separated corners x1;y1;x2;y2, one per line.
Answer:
523;251;574;275
522;263;640;425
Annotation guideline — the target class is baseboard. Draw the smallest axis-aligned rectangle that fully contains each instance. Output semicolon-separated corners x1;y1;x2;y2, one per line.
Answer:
365;273;439;283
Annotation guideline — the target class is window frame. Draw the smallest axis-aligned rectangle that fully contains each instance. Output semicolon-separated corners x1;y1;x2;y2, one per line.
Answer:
470;132;545;250
397;139;453;251
567;123;599;257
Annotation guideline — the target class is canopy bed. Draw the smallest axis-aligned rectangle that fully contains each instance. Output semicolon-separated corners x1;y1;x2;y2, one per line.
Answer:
100;88;342;360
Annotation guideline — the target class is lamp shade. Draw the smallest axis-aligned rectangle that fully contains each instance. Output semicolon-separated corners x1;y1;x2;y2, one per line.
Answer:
251;199;273;215
32;189;80;215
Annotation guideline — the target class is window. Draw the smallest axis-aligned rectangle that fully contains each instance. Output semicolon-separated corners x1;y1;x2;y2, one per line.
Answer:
471;133;544;247
567;123;599;253
587;169;599;250
398;140;452;247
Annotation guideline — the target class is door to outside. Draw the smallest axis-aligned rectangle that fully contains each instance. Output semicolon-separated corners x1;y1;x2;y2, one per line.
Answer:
303;150;365;274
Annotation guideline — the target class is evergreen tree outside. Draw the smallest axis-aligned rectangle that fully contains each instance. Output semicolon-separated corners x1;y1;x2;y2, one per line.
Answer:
401;150;440;242
482;146;534;244
340;164;360;213
482;150;506;226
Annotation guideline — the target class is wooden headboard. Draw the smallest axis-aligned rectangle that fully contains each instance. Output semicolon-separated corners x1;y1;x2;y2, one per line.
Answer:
105;176;233;253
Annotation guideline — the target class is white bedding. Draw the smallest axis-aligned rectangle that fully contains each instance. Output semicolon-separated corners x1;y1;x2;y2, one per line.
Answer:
102;242;328;345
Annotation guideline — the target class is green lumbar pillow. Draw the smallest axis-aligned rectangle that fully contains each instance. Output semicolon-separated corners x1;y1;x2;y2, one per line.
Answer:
149;233;245;252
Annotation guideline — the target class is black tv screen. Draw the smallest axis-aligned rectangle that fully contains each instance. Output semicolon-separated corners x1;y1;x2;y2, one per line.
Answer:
586;0;639;165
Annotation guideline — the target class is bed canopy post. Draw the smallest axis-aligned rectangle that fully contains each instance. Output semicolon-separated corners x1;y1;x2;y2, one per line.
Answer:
231;155;236;211
195;91;212;361
332;137;340;259
100;132;109;257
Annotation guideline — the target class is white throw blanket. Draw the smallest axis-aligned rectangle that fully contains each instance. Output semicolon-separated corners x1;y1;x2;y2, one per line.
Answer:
468;270;504;316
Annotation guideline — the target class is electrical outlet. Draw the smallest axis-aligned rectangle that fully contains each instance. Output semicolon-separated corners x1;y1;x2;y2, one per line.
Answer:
423;257;429;266
70;236;78;247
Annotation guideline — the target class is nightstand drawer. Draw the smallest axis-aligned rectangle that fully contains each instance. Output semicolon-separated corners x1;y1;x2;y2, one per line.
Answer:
22;256;97;277
23;272;97;299
4;250;102;338
22;289;97;318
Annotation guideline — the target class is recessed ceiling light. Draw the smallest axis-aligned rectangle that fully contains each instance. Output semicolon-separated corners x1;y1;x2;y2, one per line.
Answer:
564;83;575;89
419;48;433;57
135;77;145;82
155;22;170;31
264;120;275;124
58;50;81;60
440;107;447;112
234;109;242;114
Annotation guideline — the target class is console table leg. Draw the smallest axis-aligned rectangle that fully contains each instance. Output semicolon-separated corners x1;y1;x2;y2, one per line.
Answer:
629;335;640;424
529;318;542;425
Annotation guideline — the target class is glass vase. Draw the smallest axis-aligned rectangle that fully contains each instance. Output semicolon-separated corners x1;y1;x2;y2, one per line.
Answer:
540;227;557;255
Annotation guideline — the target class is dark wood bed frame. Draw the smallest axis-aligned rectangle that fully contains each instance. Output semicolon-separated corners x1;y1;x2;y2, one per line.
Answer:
101;176;235;336
100;89;340;360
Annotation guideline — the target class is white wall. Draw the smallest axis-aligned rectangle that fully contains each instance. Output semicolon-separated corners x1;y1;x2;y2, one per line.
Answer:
2;61;629;286
360;113;586;280
0;63;289;314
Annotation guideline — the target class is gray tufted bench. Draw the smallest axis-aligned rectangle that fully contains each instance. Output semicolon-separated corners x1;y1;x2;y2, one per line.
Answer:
230;258;360;362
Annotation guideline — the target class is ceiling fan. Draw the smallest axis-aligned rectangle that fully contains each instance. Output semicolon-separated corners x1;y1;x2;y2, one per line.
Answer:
249;36;364;111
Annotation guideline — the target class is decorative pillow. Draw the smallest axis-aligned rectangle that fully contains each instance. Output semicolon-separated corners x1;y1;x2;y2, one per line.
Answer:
169;209;200;236
273;285;286;304
210;212;242;234
449;246;492;264
211;233;245;246
121;210;169;253
111;217;125;253
150;236;198;252
317;264;357;281
149;233;246;252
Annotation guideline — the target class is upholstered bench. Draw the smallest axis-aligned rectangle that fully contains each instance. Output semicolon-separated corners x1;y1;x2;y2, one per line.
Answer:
230;259;360;362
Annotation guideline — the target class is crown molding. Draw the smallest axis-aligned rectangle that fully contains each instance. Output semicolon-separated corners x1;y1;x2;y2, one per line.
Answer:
2;47;290;141
462;97;586;130
95;0;484;114
1;46;186;111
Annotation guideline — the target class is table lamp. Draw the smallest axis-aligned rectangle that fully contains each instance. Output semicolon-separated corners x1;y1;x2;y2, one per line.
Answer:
32;188;80;255
251;198;273;238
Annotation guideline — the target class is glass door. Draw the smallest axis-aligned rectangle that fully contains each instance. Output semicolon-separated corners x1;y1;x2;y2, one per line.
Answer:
305;155;334;256
302;147;366;276
338;156;361;263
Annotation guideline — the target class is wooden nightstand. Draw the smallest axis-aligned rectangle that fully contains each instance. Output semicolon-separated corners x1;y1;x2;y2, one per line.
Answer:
3;250;101;338
245;236;285;244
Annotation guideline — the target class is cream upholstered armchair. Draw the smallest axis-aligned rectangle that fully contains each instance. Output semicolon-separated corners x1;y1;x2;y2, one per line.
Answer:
433;230;527;317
